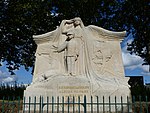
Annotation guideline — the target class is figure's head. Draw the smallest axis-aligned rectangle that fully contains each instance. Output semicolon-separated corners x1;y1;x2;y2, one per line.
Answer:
67;32;74;39
73;17;81;26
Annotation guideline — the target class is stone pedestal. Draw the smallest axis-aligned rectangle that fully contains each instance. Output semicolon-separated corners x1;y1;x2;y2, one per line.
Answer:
24;75;130;112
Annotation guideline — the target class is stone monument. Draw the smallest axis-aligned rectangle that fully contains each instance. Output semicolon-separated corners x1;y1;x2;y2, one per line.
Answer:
24;17;130;112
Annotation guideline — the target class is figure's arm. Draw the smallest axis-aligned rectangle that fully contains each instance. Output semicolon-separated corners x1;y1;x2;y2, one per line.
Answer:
75;54;79;61
56;41;68;53
60;20;74;34
65;19;74;24
61;19;74;27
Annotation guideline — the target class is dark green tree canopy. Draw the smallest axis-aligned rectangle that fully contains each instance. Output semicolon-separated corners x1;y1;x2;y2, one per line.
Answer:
0;0;149;74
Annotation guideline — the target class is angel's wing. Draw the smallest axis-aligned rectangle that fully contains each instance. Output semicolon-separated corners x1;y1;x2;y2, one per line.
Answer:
33;28;58;44
86;25;126;41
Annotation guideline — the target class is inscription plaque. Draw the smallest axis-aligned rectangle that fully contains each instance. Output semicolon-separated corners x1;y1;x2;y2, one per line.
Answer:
58;86;91;97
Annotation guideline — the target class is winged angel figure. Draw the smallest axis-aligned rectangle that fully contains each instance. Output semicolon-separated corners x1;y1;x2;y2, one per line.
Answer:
33;17;126;89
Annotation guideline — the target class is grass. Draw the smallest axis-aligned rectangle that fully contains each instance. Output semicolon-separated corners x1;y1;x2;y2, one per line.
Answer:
0;100;23;113
132;102;150;113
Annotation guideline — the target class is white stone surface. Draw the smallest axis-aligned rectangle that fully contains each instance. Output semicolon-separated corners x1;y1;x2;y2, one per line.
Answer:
24;17;130;112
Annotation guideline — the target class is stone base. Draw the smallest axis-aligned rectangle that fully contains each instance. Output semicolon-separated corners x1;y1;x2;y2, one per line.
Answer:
24;75;131;112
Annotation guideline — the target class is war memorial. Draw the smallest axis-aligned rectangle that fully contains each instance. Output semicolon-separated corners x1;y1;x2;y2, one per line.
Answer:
24;17;130;112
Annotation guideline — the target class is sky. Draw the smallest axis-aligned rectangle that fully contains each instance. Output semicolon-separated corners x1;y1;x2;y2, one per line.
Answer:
121;34;150;84
0;34;150;85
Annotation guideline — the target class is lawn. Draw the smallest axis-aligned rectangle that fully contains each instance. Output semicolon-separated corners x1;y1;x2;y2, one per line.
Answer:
0;100;23;113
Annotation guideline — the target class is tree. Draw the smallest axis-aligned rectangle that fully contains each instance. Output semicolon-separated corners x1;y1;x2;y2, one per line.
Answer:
114;0;150;71
0;0;149;74
0;0;59;74
128;76;150;101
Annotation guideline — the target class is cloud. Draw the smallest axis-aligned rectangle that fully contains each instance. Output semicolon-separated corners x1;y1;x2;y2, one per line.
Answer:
122;52;143;68
122;45;143;70
3;77;15;82
0;70;18;83
140;65;149;73
140;65;150;76
121;37;149;75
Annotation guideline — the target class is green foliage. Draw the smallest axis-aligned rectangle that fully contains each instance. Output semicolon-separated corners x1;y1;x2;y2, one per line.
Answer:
119;0;150;69
128;77;150;101
0;0;149;74
0;83;27;100
0;0;59;74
